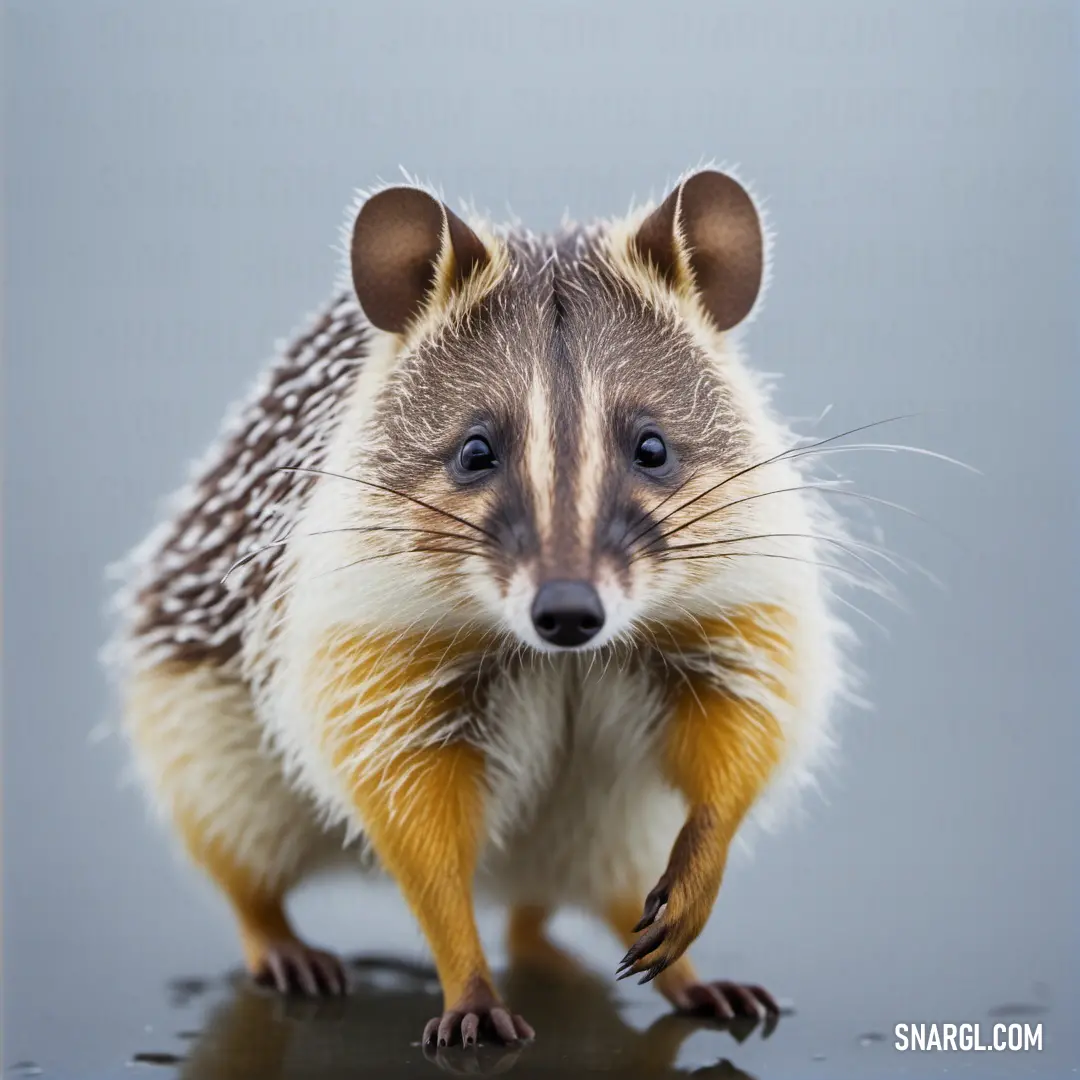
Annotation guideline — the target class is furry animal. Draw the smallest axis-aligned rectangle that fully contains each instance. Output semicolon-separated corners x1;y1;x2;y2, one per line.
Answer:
105;167;858;1047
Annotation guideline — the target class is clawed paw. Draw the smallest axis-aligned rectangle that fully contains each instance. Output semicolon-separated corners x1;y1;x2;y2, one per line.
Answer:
252;941;347;997
616;917;677;984
422;1005;535;1048
616;876;701;984
674;980;781;1022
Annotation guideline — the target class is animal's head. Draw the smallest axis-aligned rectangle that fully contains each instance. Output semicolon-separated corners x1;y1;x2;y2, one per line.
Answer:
338;169;790;654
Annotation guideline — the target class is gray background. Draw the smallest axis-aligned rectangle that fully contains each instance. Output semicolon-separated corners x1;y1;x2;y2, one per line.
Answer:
4;1;1078;1076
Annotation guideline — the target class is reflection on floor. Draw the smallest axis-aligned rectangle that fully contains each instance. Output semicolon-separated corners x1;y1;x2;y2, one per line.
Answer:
163;950;778;1079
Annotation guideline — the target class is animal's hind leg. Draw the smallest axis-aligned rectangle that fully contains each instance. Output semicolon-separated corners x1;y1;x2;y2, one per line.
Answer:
124;660;346;996
506;905;587;979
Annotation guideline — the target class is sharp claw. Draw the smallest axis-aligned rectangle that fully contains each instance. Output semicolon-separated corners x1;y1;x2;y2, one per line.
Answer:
311;957;335;994
296;960;320;997
617;921;669;977
512;1014;536;1041
706;986;736;1020
618;955;650;981
632;884;669;932
256;947;348;998
749;984;782;1015
423;1017;440;1047
637;957;670;985
437;1010;463;1046
490;1007;519;1044
715;981;761;1018
461;1012;480;1046
267;953;289;994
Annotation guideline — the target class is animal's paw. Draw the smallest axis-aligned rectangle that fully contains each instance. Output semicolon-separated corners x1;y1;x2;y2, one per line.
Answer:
668;979;781;1022
615;874;715;984
422;978;535;1048
251;940;348;997
422;1007;535;1048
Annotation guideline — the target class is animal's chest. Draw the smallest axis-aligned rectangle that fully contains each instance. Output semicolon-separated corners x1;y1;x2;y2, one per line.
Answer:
478;655;672;846
476;655;687;904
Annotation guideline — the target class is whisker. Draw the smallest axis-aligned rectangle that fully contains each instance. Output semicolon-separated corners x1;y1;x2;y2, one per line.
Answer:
780;442;980;473
620;469;700;546
408;616;489;721
410;546;487;560
277;466;499;543
666;601;712;649
641;530;895;588
655;548;878;586
655;622;707;714
638;482;926;554
833;593;891;636
222;525;486;584
632;618;670;674
247;541;485;642
624;415;915;549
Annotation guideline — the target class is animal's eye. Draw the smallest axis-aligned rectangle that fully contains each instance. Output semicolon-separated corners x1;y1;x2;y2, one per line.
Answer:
634;433;667;469
459;435;497;472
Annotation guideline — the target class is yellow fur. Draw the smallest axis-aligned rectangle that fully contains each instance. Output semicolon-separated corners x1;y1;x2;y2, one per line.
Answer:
124;660;332;974
624;606;789;976
175;808;297;972
124;610;793;1017
314;627;497;1007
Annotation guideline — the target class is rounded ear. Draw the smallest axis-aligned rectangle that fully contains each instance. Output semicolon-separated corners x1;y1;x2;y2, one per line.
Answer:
633;170;764;332
350;187;490;333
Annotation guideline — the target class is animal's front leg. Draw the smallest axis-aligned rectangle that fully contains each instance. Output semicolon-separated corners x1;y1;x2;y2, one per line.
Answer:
314;629;535;1047
349;739;534;1047
617;681;784;1019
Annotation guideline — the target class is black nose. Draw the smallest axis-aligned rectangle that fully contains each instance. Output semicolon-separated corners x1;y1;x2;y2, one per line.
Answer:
531;580;605;647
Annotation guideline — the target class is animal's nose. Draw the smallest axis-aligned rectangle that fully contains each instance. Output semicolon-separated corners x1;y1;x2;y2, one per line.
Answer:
531;580;606;647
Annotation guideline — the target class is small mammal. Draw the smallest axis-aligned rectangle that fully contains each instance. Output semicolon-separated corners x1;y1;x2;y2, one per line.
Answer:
106;167;852;1047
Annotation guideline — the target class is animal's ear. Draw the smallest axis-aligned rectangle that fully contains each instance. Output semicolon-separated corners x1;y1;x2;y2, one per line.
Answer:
350;186;490;333
633;170;763;332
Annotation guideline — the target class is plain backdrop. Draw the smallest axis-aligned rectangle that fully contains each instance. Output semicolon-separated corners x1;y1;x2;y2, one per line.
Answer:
4;0;1078;1073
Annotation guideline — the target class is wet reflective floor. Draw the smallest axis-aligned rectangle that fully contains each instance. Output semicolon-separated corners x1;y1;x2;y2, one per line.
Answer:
3;887;1074;1080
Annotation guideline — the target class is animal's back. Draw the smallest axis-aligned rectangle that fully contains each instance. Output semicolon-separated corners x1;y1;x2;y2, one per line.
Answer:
108;292;370;676
105;294;376;920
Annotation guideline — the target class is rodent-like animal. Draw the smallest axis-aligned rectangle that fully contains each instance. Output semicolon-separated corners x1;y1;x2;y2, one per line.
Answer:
105;167;854;1048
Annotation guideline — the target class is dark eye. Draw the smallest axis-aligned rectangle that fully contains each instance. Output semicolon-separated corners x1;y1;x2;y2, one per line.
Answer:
634;433;667;469
459;435;497;472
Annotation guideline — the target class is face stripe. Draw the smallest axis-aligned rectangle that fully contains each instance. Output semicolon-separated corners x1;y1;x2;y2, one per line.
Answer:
574;368;606;563
363;229;745;648
524;370;556;551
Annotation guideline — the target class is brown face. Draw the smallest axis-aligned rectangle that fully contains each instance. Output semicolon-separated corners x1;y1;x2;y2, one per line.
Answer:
350;172;764;652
